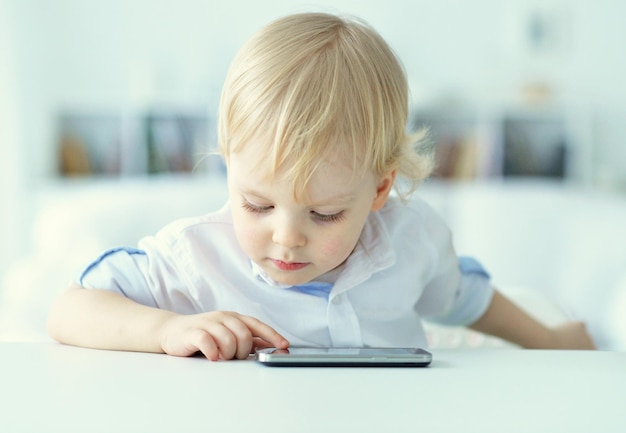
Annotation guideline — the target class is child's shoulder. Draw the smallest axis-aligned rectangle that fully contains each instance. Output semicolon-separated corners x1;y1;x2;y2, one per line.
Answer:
136;202;239;277
153;202;233;244
379;194;451;237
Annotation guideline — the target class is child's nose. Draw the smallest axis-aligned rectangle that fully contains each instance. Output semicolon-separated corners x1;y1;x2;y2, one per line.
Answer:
272;219;306;249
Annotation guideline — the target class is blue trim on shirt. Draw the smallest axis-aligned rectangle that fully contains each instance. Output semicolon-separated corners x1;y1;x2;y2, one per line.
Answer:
79;247;147;286
458;256;490;278
288;281;333;300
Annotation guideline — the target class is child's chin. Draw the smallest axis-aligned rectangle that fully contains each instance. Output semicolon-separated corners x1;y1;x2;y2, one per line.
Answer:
270;271;316;287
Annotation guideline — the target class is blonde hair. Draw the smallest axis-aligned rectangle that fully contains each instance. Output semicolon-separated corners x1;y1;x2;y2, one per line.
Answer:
218;12;433;200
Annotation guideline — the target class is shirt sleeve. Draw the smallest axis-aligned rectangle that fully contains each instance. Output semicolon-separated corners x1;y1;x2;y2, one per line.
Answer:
426;256;494;326
78;247;159;309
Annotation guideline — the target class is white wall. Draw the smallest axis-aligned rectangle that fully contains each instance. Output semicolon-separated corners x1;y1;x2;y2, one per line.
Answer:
8;0;626;180
0;0;26;274
3;0;626;270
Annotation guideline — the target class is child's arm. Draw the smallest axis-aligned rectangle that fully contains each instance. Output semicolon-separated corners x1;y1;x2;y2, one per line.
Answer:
47;283;290;360
469;290;596;349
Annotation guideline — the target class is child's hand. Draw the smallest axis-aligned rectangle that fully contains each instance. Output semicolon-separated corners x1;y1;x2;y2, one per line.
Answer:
549;321;596;350
158;311;290;360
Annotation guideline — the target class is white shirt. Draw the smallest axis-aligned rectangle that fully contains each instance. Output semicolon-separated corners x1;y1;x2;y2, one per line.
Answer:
80;196;493;348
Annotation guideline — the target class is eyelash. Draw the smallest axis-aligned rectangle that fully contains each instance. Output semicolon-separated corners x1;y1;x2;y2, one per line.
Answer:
241;201;272;214
313;211;345;223
240;200;345;223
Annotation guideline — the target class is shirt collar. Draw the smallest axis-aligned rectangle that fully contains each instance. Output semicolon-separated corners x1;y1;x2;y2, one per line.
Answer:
332;209;396;291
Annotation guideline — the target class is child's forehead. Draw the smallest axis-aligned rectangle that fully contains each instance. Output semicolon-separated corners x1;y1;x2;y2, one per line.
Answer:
228;143;368;201
229;133;364;172
229;144;352;179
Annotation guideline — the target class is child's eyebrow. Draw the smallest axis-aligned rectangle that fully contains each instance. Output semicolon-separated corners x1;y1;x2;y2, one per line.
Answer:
238;187;271;201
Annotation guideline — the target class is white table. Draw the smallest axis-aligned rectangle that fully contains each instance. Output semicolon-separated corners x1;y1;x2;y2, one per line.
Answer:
1;342;624;433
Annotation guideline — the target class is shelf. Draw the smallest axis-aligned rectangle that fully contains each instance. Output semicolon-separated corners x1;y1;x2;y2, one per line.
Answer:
56;108;220;178
411;106;590;184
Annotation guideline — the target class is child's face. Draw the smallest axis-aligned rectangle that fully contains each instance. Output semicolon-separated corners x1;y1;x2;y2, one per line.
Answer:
227;143;394;287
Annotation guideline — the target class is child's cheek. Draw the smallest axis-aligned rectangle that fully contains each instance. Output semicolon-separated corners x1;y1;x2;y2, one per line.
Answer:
320;237;352;260
241;227;262;248
234;217;264;255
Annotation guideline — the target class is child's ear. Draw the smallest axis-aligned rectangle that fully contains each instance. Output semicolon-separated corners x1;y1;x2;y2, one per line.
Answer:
371;169;397;211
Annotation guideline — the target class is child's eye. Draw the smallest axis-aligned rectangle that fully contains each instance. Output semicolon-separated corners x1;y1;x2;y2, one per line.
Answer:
241;200;273;214
311;210;345;223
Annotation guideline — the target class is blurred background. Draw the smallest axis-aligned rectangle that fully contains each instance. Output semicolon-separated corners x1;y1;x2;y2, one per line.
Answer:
1;0;625;348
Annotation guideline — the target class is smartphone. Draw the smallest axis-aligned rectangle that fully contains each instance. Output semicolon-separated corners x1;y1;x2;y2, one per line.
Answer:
254;346;432;367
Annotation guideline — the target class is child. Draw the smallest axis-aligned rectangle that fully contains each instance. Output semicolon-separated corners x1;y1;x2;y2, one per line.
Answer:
47;12;595;360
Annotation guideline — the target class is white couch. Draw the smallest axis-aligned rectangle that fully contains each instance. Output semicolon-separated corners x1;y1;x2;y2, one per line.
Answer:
1;175;624;350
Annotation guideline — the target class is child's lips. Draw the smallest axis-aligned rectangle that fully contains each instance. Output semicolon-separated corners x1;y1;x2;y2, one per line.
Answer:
270;259;309;271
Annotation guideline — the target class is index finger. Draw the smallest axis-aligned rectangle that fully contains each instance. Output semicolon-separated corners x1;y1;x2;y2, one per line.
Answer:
237;315;290;349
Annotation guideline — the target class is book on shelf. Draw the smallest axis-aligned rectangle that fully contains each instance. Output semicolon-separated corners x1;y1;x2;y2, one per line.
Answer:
56;110;212;177
432;134;479;180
